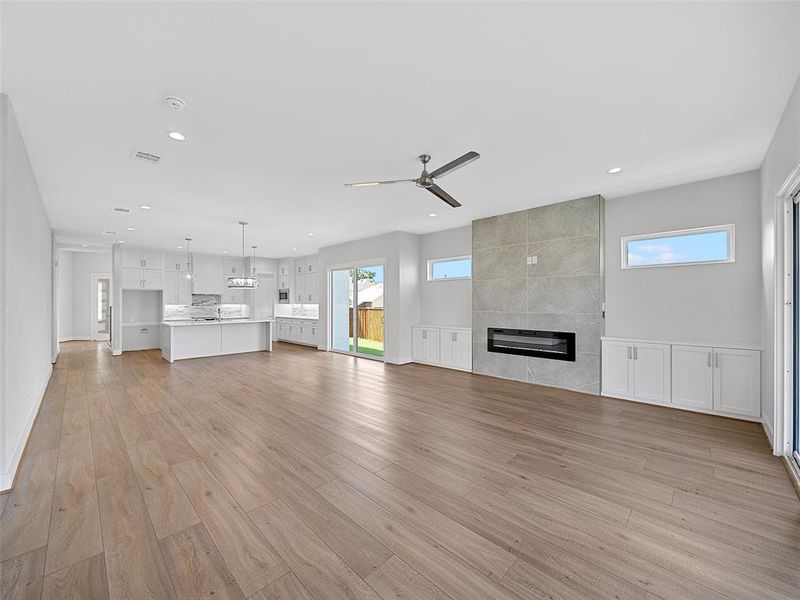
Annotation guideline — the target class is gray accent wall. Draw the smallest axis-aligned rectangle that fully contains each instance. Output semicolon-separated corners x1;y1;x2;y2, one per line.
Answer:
472;195;605;393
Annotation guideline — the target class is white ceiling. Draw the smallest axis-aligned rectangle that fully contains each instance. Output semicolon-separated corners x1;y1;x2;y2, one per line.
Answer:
2;1;798;256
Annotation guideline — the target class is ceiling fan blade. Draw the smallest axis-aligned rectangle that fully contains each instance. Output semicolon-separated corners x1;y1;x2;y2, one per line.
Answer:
344;179;414;188
429;151;480;179
427;184;462;208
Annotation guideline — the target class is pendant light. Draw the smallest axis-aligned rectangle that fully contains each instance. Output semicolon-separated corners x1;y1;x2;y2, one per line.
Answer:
185;238;194;280
227;221;259;289
251;245;258;278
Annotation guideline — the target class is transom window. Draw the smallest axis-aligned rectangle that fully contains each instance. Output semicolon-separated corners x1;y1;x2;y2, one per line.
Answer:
428;256;472;280
622;225;734;269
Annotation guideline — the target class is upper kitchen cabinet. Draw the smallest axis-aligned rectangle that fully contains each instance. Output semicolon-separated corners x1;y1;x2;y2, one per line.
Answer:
163;271;192;304
278;259;293;276
122;249;163;270
224;257;245;276
164;253;188;273
192;254;224;295
296;256;317;274
122;267;163;290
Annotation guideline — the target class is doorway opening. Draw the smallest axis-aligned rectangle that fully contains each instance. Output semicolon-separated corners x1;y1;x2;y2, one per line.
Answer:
92;273;111;341
330;264;385;359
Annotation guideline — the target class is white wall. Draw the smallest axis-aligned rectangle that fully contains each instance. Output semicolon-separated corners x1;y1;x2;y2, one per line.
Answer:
419;225;472;328
70;251;111;339
57;249;73;340
0;95;53;490
760;75;800;446
318;231;420;364
605;171;762;345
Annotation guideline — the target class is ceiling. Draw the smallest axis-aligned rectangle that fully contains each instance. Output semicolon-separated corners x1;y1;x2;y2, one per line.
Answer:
2;1;799;256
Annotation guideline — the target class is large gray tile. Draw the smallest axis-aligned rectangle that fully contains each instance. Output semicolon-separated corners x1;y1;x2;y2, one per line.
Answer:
527;236;600;277
527;195;601;242
473;278;527;312
527;352;600;394
472;244;527;280
526;276;602;314
526;313;604;354
473;347;528;382
472;211;527;250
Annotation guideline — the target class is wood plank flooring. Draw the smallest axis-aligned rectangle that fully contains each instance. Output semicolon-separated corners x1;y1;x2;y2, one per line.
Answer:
0;341;798;600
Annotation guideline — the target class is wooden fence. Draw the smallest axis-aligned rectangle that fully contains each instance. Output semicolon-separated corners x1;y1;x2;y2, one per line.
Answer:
349;308;384;342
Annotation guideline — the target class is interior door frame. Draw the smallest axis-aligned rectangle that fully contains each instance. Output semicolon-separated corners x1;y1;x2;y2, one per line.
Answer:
327;258;386;362
90;272;112;341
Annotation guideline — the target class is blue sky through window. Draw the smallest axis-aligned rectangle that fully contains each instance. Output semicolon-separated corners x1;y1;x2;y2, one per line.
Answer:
431;257;472;279
625;229;731;267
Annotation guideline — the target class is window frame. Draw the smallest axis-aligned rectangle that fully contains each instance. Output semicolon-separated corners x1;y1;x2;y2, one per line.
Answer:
621;224;735;270
427;255;472;281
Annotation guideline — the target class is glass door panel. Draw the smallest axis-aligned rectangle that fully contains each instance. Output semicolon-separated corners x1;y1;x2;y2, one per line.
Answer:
355;265;384;358
331;268;353;353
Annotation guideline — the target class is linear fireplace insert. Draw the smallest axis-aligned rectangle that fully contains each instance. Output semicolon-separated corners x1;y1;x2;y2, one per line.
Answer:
487;328;576;361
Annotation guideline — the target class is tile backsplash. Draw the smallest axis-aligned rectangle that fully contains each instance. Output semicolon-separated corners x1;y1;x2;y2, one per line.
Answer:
192;294;221;306
164;303;250;321
275;303;319;319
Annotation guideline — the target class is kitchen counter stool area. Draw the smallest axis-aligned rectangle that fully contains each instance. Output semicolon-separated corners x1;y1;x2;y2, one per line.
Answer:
161;319;273;362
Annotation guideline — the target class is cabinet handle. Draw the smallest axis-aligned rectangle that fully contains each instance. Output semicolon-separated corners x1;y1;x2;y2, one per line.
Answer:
422;330;427;339
627;346;632;360
707;352;711;367
633;346;638;360
715;353;719;369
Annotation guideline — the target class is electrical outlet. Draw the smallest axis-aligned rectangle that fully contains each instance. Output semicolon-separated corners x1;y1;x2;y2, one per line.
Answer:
527;256;538;265
130;316;135;322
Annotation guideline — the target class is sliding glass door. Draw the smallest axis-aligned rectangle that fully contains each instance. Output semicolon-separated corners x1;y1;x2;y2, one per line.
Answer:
330;264;384;359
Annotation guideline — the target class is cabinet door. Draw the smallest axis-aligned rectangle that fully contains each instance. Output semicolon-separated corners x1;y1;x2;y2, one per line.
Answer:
278;276;290;290
440;329;456;367
671;345;713;409
176;273;192;304
163;272;178;303
122;268;142;289
122;250;142;269
164;254;180;272
412;328;425;362
424;328;440;364
295;274;306;304
305;273;317;304
278;260;291;276
633;343;670;404
308;323;318;346
713;348;760;417
224;258;244;275
142;270;163;290
601;341;634;398
453;330;472;370
193;255;224;295
305;257;317;273
140;251;163;270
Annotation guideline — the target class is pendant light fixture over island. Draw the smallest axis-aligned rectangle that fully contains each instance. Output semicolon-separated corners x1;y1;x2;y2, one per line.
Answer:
227;221;259;289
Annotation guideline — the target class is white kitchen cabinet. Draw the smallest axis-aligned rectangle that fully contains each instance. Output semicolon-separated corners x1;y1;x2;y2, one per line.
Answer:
222;285;245;304
192;254;224;295
601;340;634;398
276;318;319;347
412;326;440;364
295;274;306;304
164;253;188;273
122;267;163;290
296;256;317;274
278;259;293;276
672;345;713;409
163;271;192;304
224;257;245;275
440;328;472;371
278;275;291;291
713;348;761;417
123;249;163;270
297;272;318;304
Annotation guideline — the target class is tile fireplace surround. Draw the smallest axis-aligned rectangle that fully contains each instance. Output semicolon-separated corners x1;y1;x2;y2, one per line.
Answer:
472;195;605;393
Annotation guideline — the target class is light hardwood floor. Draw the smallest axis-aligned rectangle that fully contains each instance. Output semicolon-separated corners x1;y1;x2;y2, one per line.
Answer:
1;341;799;600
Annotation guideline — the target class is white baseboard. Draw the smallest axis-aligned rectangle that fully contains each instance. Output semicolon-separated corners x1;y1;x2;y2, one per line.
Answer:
762;417;775;452
0;364;53;491
59;335;93;342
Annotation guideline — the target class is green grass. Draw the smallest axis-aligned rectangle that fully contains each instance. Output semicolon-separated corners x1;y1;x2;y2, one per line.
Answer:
349;337;384;357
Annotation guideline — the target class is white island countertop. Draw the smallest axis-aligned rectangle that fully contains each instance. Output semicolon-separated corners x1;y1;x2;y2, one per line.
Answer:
163;318;274;327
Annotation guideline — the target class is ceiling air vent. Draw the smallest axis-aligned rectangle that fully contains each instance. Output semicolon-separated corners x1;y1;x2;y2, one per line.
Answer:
131;149;161;164
113;207;130;213
102;230;118;236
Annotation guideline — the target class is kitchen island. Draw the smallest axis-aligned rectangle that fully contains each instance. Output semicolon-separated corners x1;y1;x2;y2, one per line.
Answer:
161;319;273;363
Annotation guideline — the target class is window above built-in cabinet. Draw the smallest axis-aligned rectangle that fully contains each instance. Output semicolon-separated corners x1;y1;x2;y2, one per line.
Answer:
621;225;734;269
427;256;472;281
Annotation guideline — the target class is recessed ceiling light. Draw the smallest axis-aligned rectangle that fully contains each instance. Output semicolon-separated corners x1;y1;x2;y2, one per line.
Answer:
607;167;623;174
291;247;297;251
117;240;125;244
168;131;186;141
126;226;135;231
428;213;437;217
263;254;269;257
102;229;117;235
81;244;89;247
177;245;183;249
223;250;228;254
139;205;152;210
306;232;314;236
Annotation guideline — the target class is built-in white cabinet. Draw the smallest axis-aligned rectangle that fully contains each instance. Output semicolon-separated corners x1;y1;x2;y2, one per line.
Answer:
412;326;440;364
122;249;163;271
439;328;472;371
224;257;245;275
601;341;670;403
295;272;318;304
192;254;224;295
164;254;188;273
278;259;293;276
163;271;192;304
121;267;163;290
276;317;318;347
278;275;291;290
603;338;760;420
296;256;317;274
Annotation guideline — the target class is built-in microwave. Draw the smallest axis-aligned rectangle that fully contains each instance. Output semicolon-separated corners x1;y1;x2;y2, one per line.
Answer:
278;288;290;303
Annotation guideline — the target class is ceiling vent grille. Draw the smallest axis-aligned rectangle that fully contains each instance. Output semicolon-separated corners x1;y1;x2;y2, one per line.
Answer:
131;150;161;164
102;230;118;235
113;207;130;213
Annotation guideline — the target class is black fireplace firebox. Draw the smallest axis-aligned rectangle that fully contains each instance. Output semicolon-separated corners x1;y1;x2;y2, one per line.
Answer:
487;328;576;362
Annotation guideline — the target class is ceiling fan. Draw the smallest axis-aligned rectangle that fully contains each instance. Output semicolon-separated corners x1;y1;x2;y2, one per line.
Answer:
345;151;480;208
